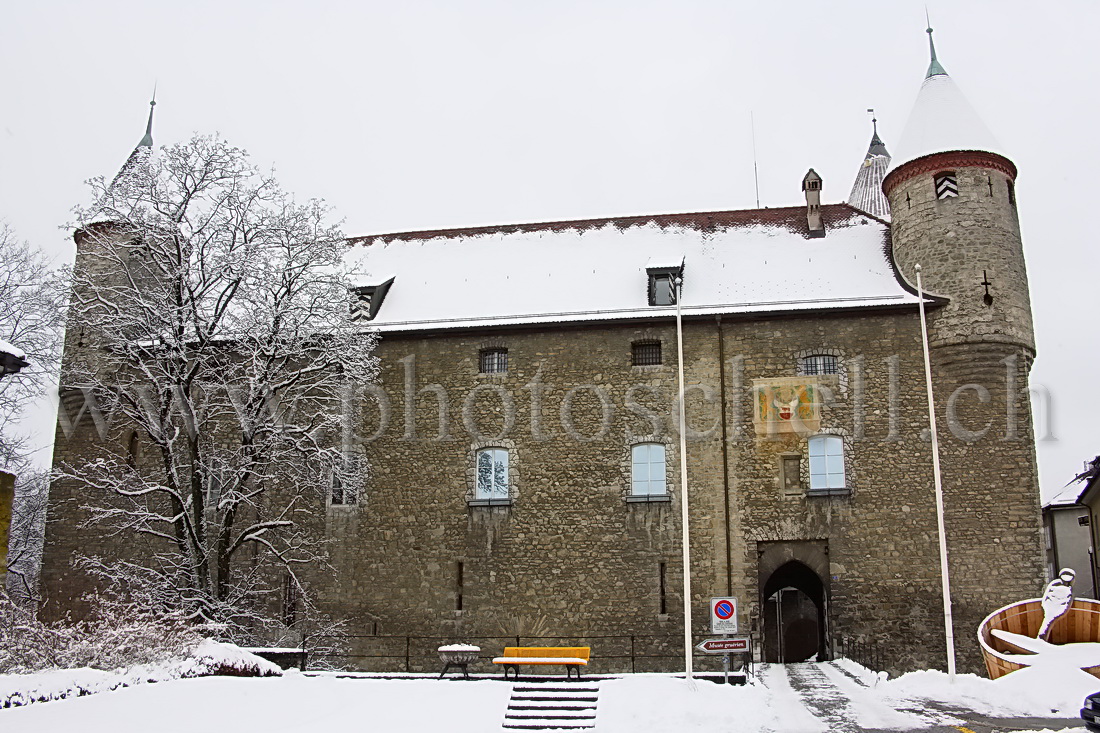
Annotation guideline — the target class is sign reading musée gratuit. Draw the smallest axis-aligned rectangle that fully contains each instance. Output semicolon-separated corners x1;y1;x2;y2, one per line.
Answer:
709;597;738;634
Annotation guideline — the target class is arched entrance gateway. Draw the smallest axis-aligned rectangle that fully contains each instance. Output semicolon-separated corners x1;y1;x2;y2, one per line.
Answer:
757;541;830;663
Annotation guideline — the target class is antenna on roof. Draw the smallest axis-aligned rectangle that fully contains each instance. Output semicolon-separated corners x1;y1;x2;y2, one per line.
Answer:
867;108;878;136
751;111;761;209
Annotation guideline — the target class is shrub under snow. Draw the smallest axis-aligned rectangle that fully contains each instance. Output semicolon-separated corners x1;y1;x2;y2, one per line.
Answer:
0;592;281;708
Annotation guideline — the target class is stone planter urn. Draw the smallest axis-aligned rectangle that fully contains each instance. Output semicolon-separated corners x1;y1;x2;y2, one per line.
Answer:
438;644;480;679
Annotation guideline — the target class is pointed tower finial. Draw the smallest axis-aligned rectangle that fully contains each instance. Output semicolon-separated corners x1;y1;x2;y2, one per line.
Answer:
138;84;156;148
925;14;948;79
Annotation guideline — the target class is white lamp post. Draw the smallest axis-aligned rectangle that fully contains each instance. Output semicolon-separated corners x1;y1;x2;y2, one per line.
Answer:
672;269;693;680
915;264;957;679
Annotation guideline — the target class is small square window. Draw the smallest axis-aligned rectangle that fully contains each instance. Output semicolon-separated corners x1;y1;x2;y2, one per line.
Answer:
935;172;958;199
330;453;360;506
800;354;838;375
781;454;801;494
632;340;662;366
331;478;355;505
479;348;508;374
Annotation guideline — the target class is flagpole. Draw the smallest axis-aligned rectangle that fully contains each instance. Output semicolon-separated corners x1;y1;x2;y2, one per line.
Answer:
915;264;957;680
673;269;693;681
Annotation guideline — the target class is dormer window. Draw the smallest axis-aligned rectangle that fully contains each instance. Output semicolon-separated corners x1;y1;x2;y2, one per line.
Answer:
646;261;683;307
934;172;958;199
350;276;395;322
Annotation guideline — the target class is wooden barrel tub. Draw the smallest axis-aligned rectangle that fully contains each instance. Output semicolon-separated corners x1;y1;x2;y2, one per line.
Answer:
977;597;1100;679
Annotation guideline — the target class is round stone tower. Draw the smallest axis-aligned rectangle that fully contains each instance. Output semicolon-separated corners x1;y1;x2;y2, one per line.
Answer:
882;27;1045;674
883;28;1034;369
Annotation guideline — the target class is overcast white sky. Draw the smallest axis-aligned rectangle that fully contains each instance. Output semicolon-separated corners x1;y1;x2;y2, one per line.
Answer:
1;1;1095;500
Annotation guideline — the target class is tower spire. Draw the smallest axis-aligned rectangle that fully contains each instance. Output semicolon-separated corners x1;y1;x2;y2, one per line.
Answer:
925;15;947;79
110;90;158;191
847;109;892;219
138;84;156;148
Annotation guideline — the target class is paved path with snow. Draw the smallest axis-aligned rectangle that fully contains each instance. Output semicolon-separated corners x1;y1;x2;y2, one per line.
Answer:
768;662;1083;733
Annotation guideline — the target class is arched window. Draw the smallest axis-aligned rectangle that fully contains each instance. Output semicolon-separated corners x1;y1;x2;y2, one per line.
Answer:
800;354;838;375
476;448;509;500
631;443;667;496
808;435;845;491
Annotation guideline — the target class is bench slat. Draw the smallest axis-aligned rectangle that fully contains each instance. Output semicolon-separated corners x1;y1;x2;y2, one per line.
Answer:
501;646;590;661
493;657;588;665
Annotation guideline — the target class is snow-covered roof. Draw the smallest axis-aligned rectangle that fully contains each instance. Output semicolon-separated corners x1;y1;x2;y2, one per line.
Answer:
345;205;920;332
0;338;26;360
889;71;1003;172
1044;482;1085;509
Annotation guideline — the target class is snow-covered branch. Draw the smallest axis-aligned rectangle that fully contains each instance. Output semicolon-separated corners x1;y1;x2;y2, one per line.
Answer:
55;134;377;643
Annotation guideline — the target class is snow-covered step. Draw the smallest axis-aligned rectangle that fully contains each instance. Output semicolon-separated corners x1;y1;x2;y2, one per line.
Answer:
503;683;599;730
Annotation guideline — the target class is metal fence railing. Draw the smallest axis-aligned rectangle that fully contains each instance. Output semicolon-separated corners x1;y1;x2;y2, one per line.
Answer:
305;633;720;674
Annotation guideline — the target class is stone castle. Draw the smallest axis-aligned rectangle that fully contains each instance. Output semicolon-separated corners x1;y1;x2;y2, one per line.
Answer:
41;29;1045;675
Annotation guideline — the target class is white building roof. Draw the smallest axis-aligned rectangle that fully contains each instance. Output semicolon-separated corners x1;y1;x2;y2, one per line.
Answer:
345;204;921;332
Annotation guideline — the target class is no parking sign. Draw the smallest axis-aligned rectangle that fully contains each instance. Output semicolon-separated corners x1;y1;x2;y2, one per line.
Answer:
710;597;738;634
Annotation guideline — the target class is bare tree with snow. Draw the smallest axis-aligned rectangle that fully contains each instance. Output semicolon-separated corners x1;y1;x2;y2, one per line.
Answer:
57;135;376;641
0;224;65;472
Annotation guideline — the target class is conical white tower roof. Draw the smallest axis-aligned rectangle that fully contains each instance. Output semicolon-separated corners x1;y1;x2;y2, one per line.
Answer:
888;28;1004;172
847;115;892;220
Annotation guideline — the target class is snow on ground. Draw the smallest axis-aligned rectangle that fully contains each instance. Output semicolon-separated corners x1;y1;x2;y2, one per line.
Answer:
1;661;1093;732
598;674;824;733
878;665;1098;718
3;673;512;733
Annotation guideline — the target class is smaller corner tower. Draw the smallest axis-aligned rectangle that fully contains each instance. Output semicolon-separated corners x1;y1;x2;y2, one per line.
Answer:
882;26;1034;363
66;93;159;370
881;24;1044;674
847;110;892;220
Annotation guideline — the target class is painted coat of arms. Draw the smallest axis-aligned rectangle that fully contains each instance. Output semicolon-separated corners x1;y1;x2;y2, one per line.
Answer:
752;377;821;436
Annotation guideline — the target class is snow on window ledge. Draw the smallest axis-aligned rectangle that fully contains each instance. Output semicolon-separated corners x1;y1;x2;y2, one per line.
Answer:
626;494;672;504
805;487;851;497
468;498;513;508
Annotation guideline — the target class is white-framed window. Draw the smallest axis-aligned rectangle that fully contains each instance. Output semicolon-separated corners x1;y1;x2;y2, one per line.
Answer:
800;354;839;375
631;443;667;496
475;447;509;500
808;435;845;492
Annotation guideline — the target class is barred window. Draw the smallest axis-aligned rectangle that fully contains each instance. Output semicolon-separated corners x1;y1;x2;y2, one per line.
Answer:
632;340;662;366
800;354;838;375
479;348;508;374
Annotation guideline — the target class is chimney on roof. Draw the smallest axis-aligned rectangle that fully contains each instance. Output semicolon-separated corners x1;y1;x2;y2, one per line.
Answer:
802;169;825;238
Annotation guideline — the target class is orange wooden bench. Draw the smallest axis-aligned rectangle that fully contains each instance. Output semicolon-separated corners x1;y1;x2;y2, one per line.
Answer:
492;646;590;679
